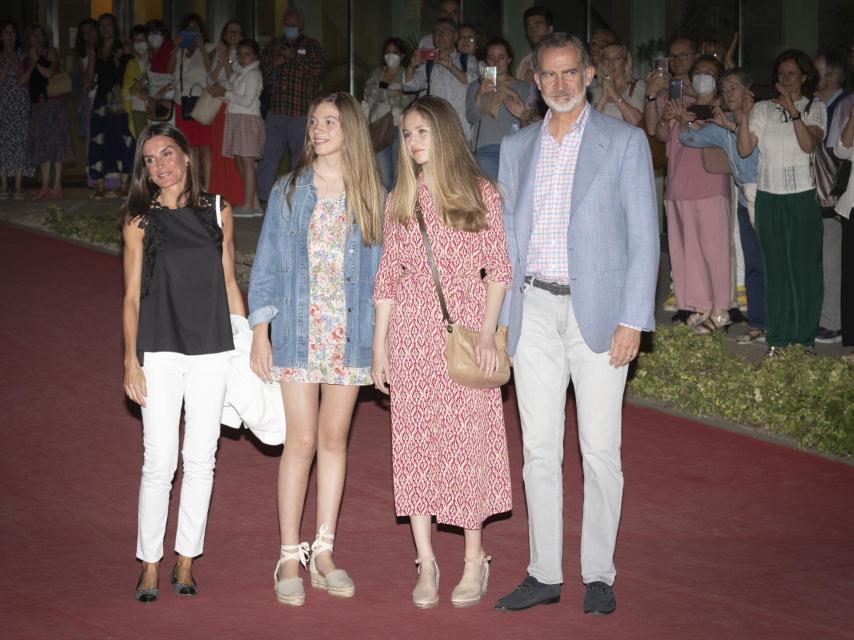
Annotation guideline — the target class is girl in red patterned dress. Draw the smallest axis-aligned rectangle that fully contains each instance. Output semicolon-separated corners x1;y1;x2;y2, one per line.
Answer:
372;96;513;609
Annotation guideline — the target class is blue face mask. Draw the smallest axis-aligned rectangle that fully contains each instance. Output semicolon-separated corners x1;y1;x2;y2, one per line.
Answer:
283;26;299;40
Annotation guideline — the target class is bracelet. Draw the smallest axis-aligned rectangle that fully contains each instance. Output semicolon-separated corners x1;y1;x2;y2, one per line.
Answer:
645;94;656;103
790;112;802;121
616;97;625;106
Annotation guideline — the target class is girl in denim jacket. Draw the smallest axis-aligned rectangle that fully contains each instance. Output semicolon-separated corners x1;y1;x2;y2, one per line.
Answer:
248;92;384;606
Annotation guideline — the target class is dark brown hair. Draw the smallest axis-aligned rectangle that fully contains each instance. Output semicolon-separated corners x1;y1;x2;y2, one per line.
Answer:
773;49;819;100
122;123;204;223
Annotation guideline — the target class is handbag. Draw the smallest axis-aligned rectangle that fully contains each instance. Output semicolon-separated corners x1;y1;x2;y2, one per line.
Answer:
146;97;173;122
701;147;731;175
414;202;511;389
811;142;843;208
368;111;396;152
191;90;223;126
178;50;205;121
46;72;72;98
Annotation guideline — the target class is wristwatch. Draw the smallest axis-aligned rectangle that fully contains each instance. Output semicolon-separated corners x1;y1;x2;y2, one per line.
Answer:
790;112;802;121
616;97;625;106
645;94;656;103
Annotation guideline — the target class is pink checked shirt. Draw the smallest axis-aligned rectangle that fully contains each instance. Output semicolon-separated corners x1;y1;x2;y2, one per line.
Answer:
527;104;590;284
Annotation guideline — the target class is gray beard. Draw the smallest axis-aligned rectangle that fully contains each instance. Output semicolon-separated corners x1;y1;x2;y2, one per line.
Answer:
543;92;584;113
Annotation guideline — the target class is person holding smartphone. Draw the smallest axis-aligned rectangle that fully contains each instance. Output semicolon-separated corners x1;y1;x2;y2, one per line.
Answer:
655;55;734;335
736;50;827;356
404;18;477;140
677;68;766;344
168;14;215;190
466;38;534;180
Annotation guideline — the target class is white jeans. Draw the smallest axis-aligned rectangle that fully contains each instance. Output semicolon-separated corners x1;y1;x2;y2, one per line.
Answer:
137;351;231;562
513;286;627;586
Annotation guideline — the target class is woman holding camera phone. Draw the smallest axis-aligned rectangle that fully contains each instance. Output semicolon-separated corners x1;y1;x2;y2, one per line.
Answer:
465;38;533;180
654;55;734;335
736;50;827;356
169;13;215;190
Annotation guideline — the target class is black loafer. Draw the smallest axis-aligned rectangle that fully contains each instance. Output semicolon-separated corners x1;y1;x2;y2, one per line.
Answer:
170;564;198;596
583;581;616;615
494;575;561;611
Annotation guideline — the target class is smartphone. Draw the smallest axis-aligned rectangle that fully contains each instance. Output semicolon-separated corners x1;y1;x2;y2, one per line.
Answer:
750;83;776;101
418;48;439;61
688;104;715;120
179;30;197;49
653;57;668;73
483;65;497;88
668;78;683;102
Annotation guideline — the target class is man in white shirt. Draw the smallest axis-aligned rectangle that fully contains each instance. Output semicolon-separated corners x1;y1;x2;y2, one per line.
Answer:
404;18;478;139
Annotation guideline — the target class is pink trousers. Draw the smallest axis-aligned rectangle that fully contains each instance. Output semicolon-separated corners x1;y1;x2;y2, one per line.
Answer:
665;196;732;312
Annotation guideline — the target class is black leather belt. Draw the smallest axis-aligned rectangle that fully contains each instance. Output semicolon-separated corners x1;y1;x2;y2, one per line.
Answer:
524;275;571;296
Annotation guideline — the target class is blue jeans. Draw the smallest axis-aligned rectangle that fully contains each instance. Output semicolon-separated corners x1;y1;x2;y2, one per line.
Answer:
257;113;307;200
375;137;400;191
475;144;501;181
737;203;766;330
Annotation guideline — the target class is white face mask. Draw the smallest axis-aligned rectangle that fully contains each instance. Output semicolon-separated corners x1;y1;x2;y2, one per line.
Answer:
133;42;148;56
147;34;164;49
692;73;716;96
384;53;401;68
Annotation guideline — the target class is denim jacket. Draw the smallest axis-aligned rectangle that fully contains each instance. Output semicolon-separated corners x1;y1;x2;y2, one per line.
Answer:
248;169;382;368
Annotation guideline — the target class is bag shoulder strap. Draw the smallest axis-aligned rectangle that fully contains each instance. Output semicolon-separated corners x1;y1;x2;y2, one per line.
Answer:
414;201;453;327
425;60;434;96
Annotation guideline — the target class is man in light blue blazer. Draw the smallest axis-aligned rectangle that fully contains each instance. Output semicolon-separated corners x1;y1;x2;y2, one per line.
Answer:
494;33;659;615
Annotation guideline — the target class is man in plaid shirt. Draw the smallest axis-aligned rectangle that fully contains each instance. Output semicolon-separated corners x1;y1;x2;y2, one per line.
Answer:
495;33;659;616
258;7;324;200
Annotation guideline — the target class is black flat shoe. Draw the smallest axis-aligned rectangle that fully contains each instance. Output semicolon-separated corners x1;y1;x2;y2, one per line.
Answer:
135;569;159;603
171;564;198;596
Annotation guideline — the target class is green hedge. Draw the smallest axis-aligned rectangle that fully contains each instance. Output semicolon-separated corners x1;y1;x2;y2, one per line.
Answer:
628;325;854;457
44;205;122;248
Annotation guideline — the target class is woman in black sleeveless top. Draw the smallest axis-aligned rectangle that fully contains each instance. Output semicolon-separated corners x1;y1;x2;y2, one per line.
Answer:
121;123;245;603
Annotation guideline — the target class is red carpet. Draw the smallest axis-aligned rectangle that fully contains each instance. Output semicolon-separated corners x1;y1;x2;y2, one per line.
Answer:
1;223;853;639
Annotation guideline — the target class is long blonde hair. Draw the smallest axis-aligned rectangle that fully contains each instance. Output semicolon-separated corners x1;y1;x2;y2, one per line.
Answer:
287;92;384;245
391;96;489;232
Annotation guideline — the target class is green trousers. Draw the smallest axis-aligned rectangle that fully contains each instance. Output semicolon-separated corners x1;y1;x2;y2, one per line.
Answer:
754;189;823;347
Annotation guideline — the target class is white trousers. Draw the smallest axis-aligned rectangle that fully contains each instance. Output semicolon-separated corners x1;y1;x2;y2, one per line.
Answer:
137;351;231;562
513;286;627;586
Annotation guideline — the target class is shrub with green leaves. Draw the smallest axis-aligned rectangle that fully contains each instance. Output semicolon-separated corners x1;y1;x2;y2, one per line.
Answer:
628;325;854;457
44;205;122;248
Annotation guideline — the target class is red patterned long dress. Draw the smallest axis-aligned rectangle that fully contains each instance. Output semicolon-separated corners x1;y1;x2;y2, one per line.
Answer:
373;180;513;529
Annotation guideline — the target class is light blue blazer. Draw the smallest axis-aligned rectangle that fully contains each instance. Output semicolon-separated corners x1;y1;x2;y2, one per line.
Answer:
498;107;660;355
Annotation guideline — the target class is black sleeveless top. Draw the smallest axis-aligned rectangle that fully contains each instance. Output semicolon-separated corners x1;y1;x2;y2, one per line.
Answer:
136;193;233;365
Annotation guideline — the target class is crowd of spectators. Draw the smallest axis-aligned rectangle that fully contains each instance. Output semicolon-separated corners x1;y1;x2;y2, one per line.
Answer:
1;4;853;360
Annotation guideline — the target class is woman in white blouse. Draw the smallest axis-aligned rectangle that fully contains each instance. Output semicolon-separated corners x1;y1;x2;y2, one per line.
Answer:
737;50;827;356
590;42;644;127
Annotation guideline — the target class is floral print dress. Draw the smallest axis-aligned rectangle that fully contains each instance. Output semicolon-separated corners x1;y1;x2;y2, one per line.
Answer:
275;193;371;386
0;50;32;176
